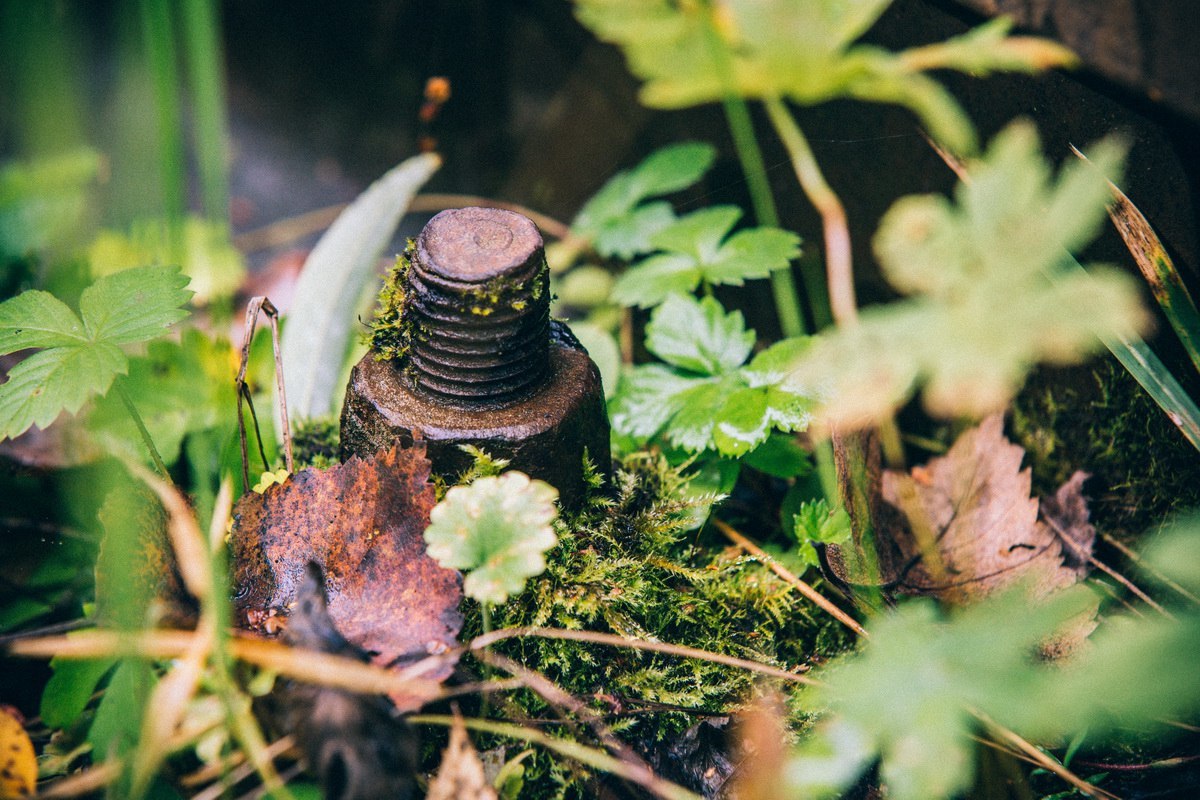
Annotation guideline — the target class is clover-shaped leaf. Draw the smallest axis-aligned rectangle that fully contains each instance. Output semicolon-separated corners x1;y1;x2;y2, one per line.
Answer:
424;471;559;605
571;141;717;259
0;265;192;440
611;205;801;308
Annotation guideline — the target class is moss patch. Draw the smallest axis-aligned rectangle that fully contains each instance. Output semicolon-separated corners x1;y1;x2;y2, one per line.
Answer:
454;454;852;797
1011;356;1200;543
367;240;417;362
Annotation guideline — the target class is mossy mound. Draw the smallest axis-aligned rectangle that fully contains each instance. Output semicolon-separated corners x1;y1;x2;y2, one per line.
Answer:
1012;356;1200;544
456;454;853;797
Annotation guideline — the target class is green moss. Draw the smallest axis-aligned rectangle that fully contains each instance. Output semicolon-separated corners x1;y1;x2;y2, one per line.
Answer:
291;416;339;470
1012;357;1200;543
367;240;417;361
455;453;851;798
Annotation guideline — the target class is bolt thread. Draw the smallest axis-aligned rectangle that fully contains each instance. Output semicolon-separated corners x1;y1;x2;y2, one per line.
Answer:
404;207;551;406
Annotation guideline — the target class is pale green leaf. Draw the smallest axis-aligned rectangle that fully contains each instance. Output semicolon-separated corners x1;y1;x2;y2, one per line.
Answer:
645;294;754;374
743;336;811;387
609;364;708;441
0;148;100;256
424;472;559;605
281;153;441;423
0;343;126;439
704;227;800;285
0;290;87;353
610;252;698;307
649;206;742;262
80;265;193;345
566;321;621;400
662;379;734;452
572;142;716;257
712;386;770;455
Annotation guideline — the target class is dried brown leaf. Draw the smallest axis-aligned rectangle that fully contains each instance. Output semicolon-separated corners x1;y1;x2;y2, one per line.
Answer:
426;714;497;800
231;442;463;702
823;416;1096;610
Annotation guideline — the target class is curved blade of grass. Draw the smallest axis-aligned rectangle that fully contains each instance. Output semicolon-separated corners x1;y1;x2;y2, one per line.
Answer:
1072;145;1200;378
279;152;440;425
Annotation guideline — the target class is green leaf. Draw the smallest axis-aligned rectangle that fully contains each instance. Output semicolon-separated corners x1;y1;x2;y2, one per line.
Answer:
0;265;192;441
742;432;811;478
743;336;810;387
567;321;621;400
787;122;1147;429
574;0;1074;153
41;657;118;730
0;344;126;439
612;206;800;307
80;265;193;345
712;386;770;455
282;153;441;423
664;378;737;451
610;364;710;442
424;472;559;605
572;142;717;259
787;499;851;567
645;294;754;374
0;290;87;352
89;660;154;761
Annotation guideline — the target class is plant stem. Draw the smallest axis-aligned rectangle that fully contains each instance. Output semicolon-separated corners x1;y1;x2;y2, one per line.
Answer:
696;9;806;338
115;382;171;479
409;714;702;800
138;0;186;234
180;0;230;223
763;95;857;328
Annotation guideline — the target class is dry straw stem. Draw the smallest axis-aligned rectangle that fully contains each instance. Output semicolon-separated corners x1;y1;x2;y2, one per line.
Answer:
233;194;575;253
470;625;819;686
8;631;449;701
712;519;869;638
1101;532;1200;605
187;737;298;800
972;709;1117;800
409;714;703;800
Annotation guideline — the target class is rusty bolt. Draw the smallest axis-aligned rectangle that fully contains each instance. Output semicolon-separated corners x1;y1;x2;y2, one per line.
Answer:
341;207;610;509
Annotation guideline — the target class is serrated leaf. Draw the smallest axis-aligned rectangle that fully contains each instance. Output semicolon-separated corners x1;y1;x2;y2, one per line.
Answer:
743;432;811;478
424;471;559;605
645;294;754;374
281;153;441;423
0;344;126;439
743;337;811;387
614;207;799;307
80;265;193;344
572;142;716;258
712;386;770;455
664;378;736;451
609;364;710;441
0;289;87;352
787;122;1147;430
574;0;1073;153
0;265;191;441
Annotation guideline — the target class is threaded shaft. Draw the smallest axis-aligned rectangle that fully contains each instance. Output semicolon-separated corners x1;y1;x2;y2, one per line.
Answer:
404;207;551;406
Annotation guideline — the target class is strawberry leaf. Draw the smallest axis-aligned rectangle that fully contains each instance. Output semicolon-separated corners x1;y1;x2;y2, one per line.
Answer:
0;265;193;440
645;294;754;374
612;206;800;307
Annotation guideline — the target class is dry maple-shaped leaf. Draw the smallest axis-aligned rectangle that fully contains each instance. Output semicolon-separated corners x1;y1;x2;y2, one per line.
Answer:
231;442;463;697
821;415;1095;606
881;414;1093;604
426;714;498;800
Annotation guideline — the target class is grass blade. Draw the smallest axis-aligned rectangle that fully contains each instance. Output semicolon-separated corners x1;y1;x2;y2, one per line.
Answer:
1073;145;1200;378
279;152;441;423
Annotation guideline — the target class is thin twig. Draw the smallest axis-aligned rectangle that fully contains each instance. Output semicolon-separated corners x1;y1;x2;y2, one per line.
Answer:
972;710;1117;800
712;519;868;638
477;649;659;786
186;736;297;800
237;297;293;477
1101;532;1200;605
233;194;576;253
409;714;702;800
36;763;121;799
469;626;818;686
